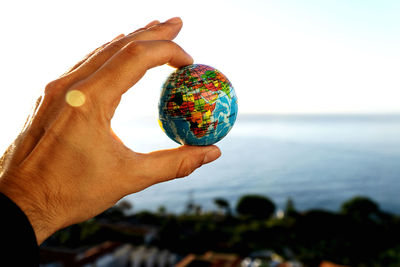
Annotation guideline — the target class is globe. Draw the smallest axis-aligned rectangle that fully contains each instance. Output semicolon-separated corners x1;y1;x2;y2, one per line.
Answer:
158;64;238;146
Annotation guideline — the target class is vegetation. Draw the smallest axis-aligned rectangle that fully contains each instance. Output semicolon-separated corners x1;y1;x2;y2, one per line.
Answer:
236;195;276;219
42;195;400;267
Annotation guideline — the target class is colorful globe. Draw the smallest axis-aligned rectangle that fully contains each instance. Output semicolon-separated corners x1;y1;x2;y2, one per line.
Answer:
158;64;238;146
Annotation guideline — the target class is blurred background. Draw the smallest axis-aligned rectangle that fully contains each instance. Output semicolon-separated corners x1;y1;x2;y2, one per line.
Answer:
1;0;400;266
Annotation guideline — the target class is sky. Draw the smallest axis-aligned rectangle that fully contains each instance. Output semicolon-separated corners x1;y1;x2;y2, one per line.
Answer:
0;0;400;151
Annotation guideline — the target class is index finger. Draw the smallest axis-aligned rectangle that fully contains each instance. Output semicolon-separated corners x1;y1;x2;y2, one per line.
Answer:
71;40;193;119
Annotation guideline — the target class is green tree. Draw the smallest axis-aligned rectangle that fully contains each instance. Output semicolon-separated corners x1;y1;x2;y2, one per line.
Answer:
157;205;167;216
341;196;380;221
236;194;276;219
214;197;231;215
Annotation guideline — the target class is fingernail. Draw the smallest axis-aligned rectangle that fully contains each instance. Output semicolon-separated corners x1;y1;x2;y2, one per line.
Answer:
165;17;182;24
203;147;221;164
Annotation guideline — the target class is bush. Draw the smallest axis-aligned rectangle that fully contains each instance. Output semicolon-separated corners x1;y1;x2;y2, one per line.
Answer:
236;195;276;219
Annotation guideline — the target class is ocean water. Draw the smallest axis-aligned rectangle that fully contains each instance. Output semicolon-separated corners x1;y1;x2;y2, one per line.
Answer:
115;114;400;214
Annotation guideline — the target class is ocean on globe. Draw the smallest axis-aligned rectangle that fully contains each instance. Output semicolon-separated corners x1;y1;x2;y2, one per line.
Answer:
158;64;238;146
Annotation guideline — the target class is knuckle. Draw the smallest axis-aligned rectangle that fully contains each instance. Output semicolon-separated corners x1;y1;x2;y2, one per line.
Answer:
44;78;68;97
107;42;123;53
123;41;146;57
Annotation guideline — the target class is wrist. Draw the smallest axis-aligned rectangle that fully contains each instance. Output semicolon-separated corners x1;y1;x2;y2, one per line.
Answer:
0;172;58;245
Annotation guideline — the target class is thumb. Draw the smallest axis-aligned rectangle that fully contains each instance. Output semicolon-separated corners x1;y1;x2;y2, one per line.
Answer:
138;145;221;184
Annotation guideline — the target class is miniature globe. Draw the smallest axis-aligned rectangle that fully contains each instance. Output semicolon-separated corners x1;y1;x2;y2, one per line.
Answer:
158;64;238;146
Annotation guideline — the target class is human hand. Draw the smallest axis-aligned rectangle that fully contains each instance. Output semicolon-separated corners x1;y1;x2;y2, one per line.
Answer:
0;17;221;245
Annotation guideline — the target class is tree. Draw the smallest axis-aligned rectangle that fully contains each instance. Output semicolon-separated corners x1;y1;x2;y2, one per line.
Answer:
214;197;231;215
285;198;297;217
157;205;167;216
236;194;276;219
116;200;133;214
341;196;380;221
185;191;196;215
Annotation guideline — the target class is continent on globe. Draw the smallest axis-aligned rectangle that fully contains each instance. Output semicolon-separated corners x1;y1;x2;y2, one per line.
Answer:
158;64;238;146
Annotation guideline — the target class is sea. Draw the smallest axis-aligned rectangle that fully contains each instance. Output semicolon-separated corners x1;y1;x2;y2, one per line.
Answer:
114;114;400;215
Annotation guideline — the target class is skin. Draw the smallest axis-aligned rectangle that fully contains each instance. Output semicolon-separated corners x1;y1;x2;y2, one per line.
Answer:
0;17;221;245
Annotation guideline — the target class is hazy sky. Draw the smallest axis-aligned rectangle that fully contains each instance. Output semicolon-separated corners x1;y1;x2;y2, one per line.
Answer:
1;0;400;151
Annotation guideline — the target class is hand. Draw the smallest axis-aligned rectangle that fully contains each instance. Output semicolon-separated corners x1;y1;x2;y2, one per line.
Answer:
0;17;221;245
